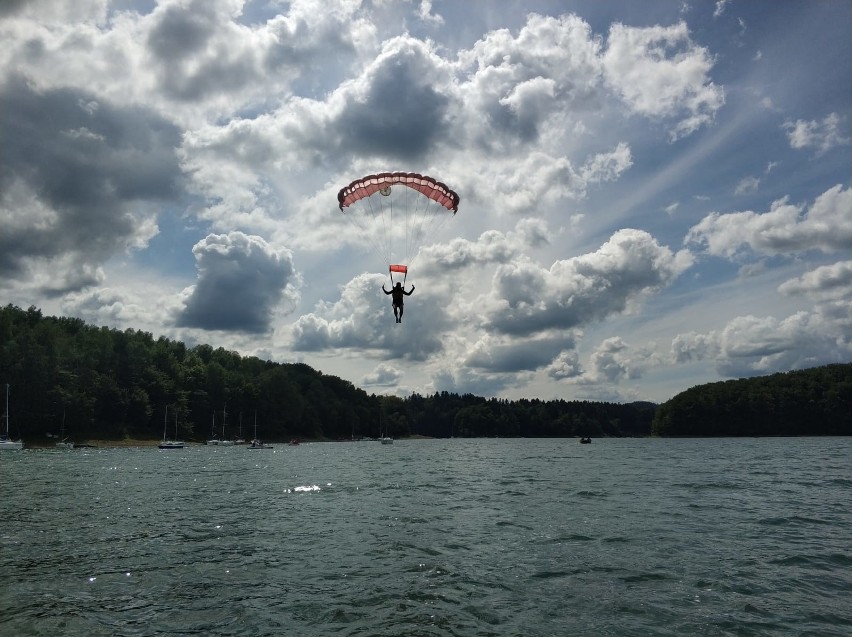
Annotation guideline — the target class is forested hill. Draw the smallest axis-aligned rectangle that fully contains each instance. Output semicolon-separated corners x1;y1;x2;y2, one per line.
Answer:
0;304;654;442
652;363;852;436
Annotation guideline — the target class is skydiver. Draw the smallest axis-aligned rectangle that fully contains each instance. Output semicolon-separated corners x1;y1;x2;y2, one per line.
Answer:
382;281;414;323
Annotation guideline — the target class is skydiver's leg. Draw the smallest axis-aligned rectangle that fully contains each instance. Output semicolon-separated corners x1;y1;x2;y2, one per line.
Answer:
393;304;399;322
398;305;404;322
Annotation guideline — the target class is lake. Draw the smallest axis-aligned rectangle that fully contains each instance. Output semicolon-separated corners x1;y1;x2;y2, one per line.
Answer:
0;437;850;636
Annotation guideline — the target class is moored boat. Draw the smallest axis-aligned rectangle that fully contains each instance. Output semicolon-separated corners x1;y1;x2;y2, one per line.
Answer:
1;384;24;451
158;405;185;450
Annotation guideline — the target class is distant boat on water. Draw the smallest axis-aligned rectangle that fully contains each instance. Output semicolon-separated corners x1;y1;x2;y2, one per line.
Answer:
55;409;74;450
1;383;24;451
247;412;272;449
218;404;234;446
206;412;219;445
378;412;393;445
579;437;592;444
234;412;246;445
158;405;185;450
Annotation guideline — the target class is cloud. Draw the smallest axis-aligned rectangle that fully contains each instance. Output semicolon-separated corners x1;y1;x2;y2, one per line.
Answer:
783;113;851;155
713;1;729;19
587;336;646;382
671;309;852;377
778;261;852;301
463;333;577;373
545;350;582;380
483;229;693;336
335;37;452;161
714;313;850;376
362;362;403;387
672;331;720;363
0;76;181;294
59;287;141;327
603;22;725;140
176;232;298;333
419;218;552;272
686;184;852;258
457;13;604;149
734;176;759;195
428;366;522;398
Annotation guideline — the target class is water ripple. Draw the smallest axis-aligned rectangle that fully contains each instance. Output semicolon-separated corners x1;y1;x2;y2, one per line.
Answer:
1;438;850;636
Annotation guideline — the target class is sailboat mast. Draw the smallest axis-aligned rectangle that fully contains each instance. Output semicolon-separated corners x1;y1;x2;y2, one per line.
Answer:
4;383;9;436
163;405;168;441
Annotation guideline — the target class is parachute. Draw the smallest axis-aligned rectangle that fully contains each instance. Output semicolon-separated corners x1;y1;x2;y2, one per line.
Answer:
337;172;459;280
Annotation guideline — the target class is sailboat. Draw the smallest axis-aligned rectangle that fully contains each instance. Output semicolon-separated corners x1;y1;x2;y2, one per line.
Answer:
55;408;74;450
234;412;246;445
247;412;272;449
158;405;185;449
1;383;24;451
206;412;219;445
379;412;393;445
218;404;234;446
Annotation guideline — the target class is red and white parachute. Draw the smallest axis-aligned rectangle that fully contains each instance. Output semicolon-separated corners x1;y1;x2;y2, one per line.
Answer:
338;172;459;282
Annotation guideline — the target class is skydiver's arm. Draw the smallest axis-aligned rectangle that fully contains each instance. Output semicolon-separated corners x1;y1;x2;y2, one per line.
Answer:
404;286;415;296
382;285;390;294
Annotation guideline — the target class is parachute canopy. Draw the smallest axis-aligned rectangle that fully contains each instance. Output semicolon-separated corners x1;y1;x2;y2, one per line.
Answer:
338;172;459;213
337;172;459;273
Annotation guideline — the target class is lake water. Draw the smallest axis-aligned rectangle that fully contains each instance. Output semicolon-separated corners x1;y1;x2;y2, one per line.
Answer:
0;437;850;636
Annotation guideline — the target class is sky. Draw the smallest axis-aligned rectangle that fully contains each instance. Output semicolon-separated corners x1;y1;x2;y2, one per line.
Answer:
1;0;850;404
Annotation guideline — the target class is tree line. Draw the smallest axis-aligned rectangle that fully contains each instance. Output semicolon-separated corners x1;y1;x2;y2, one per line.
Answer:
5;304;847;441
652;363;852;436
0;304;654;442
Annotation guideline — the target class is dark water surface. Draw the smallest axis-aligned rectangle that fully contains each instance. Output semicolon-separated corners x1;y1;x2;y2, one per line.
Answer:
1;437;850;636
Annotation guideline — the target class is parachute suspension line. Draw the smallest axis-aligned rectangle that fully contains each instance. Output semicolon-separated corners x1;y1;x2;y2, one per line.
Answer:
344;195;392;268
368;189;393;267
405;188;441;268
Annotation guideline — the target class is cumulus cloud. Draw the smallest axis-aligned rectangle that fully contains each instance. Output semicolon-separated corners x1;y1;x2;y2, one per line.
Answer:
460;145;632;217
483;229;693;335
686;184;852;258
715;313;850;376
463;333;577;373
0;76;181;294
545;350;582;380
671;309;852;377
672;330;721;363
59;287;142;327
176;232;298;333
362;362;403;387
587;336;646;382
784;113;851;155
419;218;553;272
778;261;852;301
603;22;725;140
428;365;522;398
457;13;604;149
